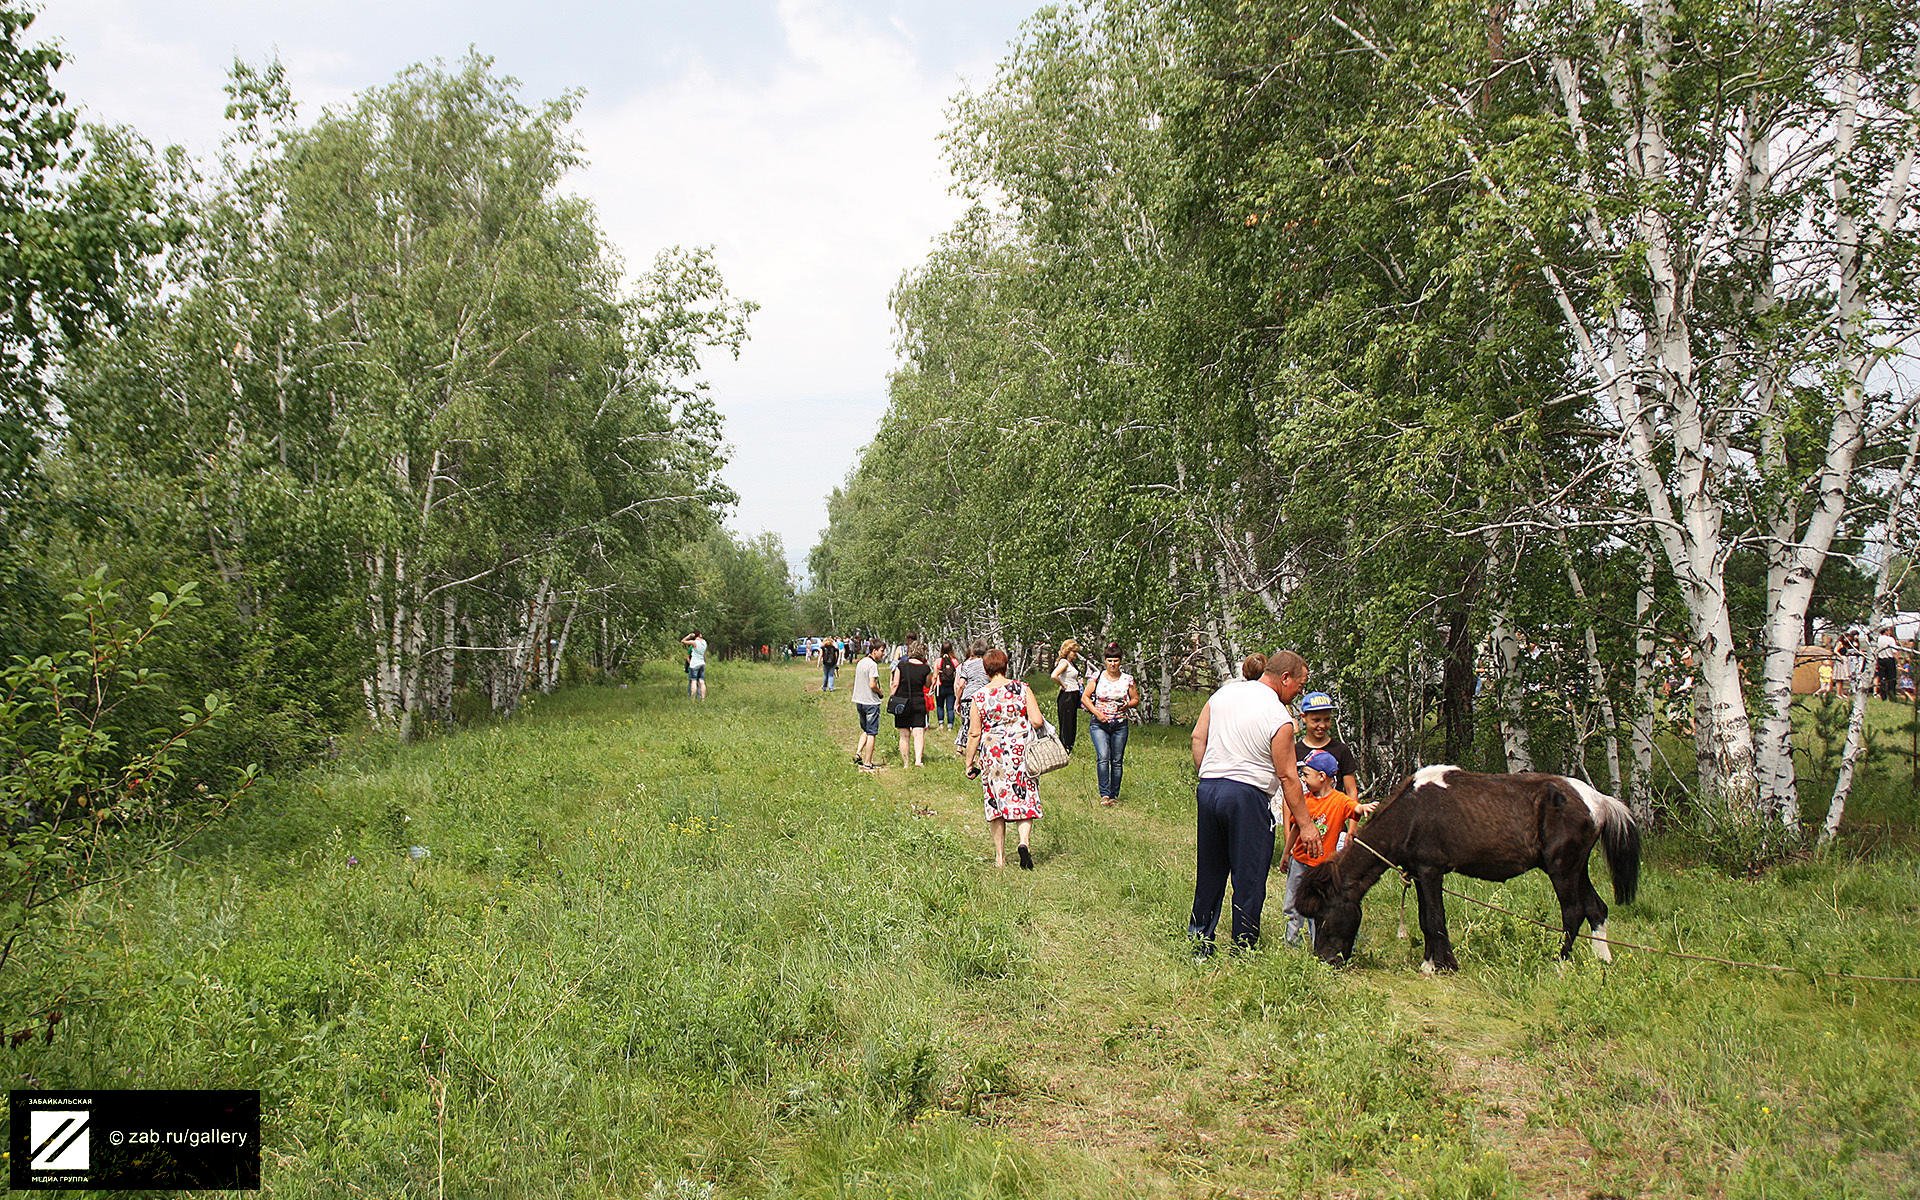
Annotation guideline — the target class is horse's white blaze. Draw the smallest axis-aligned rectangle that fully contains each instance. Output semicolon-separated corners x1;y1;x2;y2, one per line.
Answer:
1560;775;1630;829
1413;764;1458;790
1592;921;1613;963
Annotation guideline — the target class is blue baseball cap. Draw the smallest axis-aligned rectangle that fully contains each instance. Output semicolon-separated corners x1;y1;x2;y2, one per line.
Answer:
1300;691;1336;713
1303;750;1341;776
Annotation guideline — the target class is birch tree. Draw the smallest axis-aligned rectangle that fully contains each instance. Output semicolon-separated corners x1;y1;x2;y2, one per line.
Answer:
61;56;746;736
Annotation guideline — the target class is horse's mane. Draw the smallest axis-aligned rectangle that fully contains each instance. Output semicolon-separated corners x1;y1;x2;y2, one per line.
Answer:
1359;773;1420;828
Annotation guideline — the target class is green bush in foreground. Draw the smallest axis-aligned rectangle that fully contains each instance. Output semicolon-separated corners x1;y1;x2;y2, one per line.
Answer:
0;572;253;1036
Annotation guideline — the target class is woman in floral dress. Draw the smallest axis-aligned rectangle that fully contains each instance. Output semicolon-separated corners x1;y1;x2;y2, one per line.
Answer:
962;647;1047;869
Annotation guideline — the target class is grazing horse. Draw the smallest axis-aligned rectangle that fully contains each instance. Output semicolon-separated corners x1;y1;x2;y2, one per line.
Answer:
1291;766;1640;972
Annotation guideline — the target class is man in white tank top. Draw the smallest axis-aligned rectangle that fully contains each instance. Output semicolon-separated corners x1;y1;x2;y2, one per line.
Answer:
1187;651;1319;951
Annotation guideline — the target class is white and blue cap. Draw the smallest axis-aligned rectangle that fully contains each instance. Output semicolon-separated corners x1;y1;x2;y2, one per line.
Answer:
1299;691;1336;713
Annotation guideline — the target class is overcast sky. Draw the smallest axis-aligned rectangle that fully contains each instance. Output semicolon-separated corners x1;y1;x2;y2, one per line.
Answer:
34;0;1039;576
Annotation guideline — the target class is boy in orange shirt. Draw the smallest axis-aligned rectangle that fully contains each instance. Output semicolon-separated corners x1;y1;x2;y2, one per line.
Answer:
1284;749;1361;948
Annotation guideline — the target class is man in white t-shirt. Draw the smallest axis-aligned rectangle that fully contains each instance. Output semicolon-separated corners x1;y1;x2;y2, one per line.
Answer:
850;642;888;771
680;631;709;701
1187;650;1320;951
1877;626;1903;701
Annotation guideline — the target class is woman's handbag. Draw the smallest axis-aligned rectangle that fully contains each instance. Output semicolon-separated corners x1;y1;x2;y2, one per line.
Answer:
887;695;910;716
1025;723;1070;775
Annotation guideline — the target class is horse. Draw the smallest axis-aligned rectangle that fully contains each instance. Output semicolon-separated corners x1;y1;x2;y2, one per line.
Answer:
1290;766;1640;972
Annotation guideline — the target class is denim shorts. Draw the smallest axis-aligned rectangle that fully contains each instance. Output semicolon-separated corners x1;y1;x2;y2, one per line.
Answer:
688;665;705;682
856;703;880;736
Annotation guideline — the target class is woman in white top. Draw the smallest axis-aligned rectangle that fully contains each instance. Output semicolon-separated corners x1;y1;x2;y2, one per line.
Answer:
1049;639;1086;754
1080;642;1141;805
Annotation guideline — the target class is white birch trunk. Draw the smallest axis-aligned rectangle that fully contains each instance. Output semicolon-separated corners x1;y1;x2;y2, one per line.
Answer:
1629;542;1658;823
1755;24;1917;825
1488;591;1534;773
365;551;393;725
543;599;578;693
1823;413;1920;844
1560;547;1622;794
1213;558;1246;664
1550;3;1762;805
390;549;417;742
1158;548;1176;724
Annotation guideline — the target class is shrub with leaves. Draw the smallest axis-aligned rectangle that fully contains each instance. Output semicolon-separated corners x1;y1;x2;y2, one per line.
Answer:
0;570;255;1033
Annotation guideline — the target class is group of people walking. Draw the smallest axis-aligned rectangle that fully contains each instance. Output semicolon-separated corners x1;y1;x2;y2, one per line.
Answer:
837;636;1147;868
829;635;1370;952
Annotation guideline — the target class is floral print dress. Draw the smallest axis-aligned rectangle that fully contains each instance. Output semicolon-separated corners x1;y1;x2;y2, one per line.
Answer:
976;680;1040;822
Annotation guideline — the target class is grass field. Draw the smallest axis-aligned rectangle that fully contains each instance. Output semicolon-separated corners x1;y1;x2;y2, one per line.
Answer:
8;662;1920;1198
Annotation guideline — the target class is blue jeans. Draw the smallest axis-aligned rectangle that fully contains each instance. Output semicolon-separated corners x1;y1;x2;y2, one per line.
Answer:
936;688;956;726
823;664;837;690
1090;719;1129;799
1284;856;1315;948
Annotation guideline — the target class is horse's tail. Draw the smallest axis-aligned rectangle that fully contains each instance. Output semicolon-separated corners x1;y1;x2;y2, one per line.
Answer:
1597;794;1640;905
1565;777;1640;905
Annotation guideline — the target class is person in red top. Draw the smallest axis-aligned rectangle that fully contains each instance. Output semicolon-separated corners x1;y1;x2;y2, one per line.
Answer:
1284;749;1361;948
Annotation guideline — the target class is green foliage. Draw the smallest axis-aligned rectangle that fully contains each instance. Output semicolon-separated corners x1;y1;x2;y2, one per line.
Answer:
50;51;748;735
0;6;177;497
820;0;1920;825
0;570;255;1027
0;5;184;668
678;530;797;658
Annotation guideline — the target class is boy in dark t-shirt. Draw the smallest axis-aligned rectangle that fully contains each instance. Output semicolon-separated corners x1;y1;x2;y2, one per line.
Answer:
1295;691;1360;807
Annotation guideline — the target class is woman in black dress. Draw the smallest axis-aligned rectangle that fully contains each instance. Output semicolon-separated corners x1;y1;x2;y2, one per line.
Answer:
892;640;933;767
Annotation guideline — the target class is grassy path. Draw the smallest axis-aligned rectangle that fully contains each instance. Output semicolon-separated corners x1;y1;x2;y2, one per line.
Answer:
7;663;1919;1198
808;665;1920;1199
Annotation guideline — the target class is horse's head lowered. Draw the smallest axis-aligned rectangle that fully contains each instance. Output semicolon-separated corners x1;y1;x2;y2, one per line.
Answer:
1293;862;1362;964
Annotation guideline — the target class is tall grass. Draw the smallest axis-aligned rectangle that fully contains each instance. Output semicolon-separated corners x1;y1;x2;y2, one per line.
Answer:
5;663;1918;1197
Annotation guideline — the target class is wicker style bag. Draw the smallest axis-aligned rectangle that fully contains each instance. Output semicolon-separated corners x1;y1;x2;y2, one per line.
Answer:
1025;724;1071;775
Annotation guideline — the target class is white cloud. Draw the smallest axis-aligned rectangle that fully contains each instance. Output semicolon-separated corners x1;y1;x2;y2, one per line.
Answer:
569;0;980;568
39;0;1014;576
